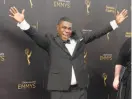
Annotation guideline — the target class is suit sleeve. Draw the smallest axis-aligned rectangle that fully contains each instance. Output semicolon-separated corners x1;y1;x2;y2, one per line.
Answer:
23;27;50;51
82;23;113;44
17;20;50;51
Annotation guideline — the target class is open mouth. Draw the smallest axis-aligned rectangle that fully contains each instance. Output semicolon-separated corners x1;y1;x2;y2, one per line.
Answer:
62;34;69;37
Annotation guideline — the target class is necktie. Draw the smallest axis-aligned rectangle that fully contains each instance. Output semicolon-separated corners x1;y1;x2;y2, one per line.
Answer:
63;39;70;44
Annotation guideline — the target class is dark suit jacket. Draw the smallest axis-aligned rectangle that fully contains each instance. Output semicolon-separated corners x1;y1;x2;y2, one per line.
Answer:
23;23;113;91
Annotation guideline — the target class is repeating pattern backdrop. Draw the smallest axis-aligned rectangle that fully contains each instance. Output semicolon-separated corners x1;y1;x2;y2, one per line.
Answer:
0;0;131;99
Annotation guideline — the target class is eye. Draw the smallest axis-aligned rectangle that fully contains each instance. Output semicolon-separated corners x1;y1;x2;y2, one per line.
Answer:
68;27;72;30
62;26;67;29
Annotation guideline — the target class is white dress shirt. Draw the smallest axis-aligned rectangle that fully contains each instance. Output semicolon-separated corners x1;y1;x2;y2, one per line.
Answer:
65;39;77;85
17;20;118;85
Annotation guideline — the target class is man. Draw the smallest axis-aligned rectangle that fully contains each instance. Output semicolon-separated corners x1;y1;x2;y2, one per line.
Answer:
113;38;131;99
9;6;128;99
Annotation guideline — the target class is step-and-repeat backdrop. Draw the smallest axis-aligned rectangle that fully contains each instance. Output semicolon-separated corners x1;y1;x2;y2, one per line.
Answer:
0;0;131;99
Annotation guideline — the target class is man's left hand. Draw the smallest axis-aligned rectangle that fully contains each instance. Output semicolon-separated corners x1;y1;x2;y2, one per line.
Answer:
116;9;128;24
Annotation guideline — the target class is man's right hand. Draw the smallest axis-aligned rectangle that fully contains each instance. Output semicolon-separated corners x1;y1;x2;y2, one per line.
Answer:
9;6;25;23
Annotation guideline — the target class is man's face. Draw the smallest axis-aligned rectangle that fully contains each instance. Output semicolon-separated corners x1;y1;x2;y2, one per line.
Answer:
57;21;72;41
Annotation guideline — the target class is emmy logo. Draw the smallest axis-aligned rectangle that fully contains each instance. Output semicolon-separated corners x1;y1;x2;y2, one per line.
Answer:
25;48;32;65
85;0;91;15
102;73;107;87
84;50;88;64
32;21;39;30
107;32;110;41
18;81;36;89
29;0;33;8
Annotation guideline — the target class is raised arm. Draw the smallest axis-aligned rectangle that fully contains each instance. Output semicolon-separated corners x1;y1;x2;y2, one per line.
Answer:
9;6;50;51
83;9;128;44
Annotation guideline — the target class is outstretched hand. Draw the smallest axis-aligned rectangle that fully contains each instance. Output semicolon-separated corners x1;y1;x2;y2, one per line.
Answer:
9;6;25;23
115;9;128;24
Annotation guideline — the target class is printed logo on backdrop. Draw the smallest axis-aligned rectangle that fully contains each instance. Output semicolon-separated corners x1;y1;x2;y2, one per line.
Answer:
32;21;39;30
105;5;117;15
82;29;92;34
0;53;5;62
125;32;132;38
102;73;110;99
105;4;118;41
25;48;32;66
100;54;112;61
54;0;71;8
29;0;33;8
84;49;88;64
18;81;36;89
85;0;91;15
102;73;107;87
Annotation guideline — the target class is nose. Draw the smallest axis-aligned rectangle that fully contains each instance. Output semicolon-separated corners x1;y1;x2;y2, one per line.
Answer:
65;29;70;33
65;29;68;32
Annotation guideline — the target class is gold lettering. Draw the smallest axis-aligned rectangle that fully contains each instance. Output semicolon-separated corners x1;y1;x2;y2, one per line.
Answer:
0;56;5;62
18;83;36;89
125;32;132;37
105;5;117;14
18;84;22;89
32;84;36;88
66;3;70;8
60;2;65;7
100;56;112;60
100;56;104;60
54;1;70;8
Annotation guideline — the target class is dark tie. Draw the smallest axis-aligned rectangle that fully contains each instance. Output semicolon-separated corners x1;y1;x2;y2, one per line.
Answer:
63;39;70;44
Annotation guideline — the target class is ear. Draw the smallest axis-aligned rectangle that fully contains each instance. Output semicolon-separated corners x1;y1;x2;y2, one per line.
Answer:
56;25;59;31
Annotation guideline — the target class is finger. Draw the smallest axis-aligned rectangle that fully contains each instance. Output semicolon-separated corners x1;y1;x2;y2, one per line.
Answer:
117;10;119;15
9;8;15;15
125;15;128;19
10;7;16;14
122;9;127;14
119;9;125;16
121;9;126;14
9;15;14;18
22;9;25;14
122;10;128;16
13;6;18;13
12;7;17;14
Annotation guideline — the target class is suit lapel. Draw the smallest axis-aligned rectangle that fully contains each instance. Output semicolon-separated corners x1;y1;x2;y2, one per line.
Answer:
54;31;82;57
54;36;71;56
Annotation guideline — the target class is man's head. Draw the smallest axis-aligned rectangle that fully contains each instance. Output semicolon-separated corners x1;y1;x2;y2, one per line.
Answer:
57;17;72;41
